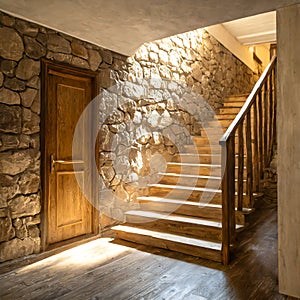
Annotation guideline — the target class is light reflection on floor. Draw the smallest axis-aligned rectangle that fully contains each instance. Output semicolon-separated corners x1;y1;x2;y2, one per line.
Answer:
15;238;133;274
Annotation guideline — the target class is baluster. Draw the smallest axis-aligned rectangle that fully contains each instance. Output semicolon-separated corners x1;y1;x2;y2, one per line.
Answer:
263;81;268;168
273;67;277;149
221;135;235;265
253;100;259;191
237;123;244;211
269;71;274;162
258;91;263;180
246;112;253;207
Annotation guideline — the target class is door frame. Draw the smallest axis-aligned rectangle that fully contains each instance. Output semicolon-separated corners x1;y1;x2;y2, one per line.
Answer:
41;59;100;251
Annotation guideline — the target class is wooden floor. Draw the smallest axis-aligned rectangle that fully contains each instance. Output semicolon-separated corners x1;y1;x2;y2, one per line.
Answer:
0;200;298;300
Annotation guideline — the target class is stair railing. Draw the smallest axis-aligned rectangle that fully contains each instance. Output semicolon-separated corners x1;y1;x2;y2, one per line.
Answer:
219;56;277;264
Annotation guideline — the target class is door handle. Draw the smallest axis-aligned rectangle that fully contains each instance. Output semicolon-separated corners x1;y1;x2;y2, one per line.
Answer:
50;154;83;173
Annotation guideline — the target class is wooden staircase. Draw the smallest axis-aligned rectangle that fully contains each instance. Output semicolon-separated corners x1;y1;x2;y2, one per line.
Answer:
112;57;277;264
112;95;249;262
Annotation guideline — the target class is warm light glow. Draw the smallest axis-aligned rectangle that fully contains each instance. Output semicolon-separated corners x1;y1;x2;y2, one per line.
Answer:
16;238;132;274
249;46;255;53
199;29;203;43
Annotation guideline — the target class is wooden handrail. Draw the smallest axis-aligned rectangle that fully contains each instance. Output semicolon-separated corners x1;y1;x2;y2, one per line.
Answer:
220;55;277;265
220;55;277;145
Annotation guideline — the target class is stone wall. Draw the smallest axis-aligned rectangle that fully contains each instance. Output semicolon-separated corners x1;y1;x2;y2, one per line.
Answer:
97;29;257;226
130;30;256;111
0;10;256;263
0;11;126;262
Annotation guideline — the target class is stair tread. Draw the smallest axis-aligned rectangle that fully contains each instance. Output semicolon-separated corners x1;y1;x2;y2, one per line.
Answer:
137;196;222;207
176;153;221;157
125;210;223;227
126;210;244;230
113;225;222;251
138;196;252;212
158;172;221;180
168;162;221;167
148;183;221;193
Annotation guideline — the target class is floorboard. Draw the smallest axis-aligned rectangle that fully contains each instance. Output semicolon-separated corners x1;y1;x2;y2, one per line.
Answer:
0;200;298;300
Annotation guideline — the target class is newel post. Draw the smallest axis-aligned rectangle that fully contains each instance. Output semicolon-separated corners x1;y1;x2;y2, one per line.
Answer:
220;135;235;265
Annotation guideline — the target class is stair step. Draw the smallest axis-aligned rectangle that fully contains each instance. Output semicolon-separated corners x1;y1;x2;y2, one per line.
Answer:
113;225;222;262
216;114;237;120
138;196;222;220
225;94;248;101
158;172;247;190
166;162;222;176
223;101;245;108
219;107;241;114
167;162;247;178
173;153;221;164
138;196;249;225
207;119;233;128
185;145;221;154
158;172;221;189
192;136;220;146
148;183;221;202
124;210;223;241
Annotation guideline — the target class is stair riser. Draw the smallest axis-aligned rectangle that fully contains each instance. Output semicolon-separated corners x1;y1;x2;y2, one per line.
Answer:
184;146;221;154
158;175;246;190
166;165;221;176
207;120;234;128
159;175;221;189
223;101;245;107
216;114;237;120
192;137;221;146
173;154;221;164
148;187;221;202
167;163;247;176
125;217;222;241
114;230;222;262
220;108;241;114
139;201;245;225
140;201;222;221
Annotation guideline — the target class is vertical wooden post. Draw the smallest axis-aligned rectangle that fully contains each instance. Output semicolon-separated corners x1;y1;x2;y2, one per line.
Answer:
258;91;263;180
237;123;244;211
246;112;253;207
253;101;259;191
268;70;274;163
221;136;235;265
263;82;269;168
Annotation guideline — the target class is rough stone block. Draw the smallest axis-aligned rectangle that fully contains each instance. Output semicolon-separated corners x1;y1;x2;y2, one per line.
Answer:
0;217;14;242
0;104;22;134
1;60;17;77
0;27;24;61
16;57;40;80
24;36;46;59
18;172;40;195
0;237;39;262
8;194;41;218
88;49;102;71
71;41;88;59
0;88;20;105
47;34;71;54
4;77;25;91
0;150;33;175
15;19;39;37
0;174;19;203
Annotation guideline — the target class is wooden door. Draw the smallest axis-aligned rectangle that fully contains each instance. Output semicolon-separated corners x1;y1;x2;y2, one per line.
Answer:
42;61;98;246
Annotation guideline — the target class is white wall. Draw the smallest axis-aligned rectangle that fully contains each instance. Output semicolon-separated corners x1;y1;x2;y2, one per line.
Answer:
206;24;271;73
277;3;300;298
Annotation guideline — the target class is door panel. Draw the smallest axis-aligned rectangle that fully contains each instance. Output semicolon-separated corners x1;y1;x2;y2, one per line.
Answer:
43;62;97;246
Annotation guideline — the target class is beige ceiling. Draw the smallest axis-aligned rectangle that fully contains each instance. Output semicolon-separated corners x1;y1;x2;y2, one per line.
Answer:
223;11;276;45
0;0;298;55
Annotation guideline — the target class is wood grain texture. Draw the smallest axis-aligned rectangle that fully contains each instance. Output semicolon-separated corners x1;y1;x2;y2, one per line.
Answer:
41;60;99;249
0;201;294;300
